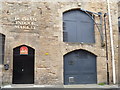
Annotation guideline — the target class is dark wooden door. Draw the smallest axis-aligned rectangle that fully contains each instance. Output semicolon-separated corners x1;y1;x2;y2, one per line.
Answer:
12;45;34;84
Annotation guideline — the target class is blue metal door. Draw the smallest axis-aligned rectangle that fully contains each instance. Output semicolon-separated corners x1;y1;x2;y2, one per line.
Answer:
64;50;97;85
63;10;95;43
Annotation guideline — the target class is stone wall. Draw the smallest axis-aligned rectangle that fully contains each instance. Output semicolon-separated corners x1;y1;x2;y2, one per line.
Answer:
0;0;119;85
118;1;120;85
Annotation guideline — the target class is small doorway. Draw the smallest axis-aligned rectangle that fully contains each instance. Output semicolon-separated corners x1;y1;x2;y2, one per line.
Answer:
12;45;34;84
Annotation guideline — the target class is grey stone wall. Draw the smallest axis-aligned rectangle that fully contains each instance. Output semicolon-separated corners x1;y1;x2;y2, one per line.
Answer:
118;1;120;85
0;0;119;85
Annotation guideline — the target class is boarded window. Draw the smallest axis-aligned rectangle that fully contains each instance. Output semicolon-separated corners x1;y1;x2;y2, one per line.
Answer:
63;10;95;43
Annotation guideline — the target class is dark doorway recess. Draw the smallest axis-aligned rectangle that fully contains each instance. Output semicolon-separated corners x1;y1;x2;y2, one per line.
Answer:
12;45;35;84
0;34;5;64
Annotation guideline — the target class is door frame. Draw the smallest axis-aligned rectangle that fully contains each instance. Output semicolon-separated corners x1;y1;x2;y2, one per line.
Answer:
12;45;35;84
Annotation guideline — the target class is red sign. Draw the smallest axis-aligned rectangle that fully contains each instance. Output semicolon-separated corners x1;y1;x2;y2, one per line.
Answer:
20;46;28;55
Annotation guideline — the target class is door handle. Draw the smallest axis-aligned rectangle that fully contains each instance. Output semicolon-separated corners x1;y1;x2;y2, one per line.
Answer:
22;69;24;71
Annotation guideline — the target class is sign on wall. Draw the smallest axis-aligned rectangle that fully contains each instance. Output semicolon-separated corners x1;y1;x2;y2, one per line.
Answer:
20;46;28;55
14;16;37;30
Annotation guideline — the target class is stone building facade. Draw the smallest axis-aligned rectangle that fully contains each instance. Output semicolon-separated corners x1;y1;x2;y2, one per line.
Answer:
118;1;120;85
0;0;119;86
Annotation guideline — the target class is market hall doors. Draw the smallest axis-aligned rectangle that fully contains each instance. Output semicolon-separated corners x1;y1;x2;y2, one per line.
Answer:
12;45;34;84
64;50;97;85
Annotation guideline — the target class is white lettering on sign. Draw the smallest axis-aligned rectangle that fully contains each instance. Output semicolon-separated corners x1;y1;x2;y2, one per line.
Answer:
14;16;37;30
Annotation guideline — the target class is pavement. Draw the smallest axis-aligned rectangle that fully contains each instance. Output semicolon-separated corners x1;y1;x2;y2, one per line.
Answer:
0;84;120;90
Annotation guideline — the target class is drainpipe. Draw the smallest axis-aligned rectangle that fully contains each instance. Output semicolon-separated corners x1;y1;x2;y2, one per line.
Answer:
104;13;109;84
106;0;116;84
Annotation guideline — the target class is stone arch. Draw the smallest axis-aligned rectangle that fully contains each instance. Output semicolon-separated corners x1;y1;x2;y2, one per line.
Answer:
13;44;35;50
64;49;97;57
63;8;85;14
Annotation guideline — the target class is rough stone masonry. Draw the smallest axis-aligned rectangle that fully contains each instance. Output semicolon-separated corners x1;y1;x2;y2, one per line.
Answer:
0;0;119;86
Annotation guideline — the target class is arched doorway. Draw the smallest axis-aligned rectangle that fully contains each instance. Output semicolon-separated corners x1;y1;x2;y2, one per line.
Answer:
64;50;97;85
12;45;35;84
